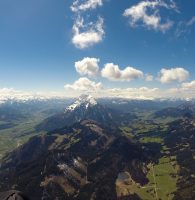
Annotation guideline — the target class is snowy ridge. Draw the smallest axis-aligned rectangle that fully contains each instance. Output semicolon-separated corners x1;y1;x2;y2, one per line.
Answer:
65;95;97;112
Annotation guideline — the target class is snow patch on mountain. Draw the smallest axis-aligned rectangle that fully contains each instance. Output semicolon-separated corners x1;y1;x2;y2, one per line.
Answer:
65;95;97;112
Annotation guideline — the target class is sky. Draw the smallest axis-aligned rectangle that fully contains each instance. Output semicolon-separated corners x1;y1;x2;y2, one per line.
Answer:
0;0;195;99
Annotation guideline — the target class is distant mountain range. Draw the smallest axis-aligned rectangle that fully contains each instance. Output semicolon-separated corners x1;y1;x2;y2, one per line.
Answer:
0;99;73;122
153;103;195;118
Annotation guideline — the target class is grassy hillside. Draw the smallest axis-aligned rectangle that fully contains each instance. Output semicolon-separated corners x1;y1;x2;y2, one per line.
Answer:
0;113;47;159
120;118;179;200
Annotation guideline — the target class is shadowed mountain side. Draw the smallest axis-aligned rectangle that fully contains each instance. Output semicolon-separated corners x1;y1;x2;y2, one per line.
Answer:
163;118;195;200
0;120;160;200
153;103;195;119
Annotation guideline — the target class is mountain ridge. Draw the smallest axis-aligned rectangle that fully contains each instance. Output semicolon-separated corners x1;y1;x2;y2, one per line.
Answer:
0;120;158;200
36;95;117;132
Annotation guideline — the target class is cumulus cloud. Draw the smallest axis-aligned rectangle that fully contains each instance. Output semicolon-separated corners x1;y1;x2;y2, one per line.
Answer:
123;0;176;32
181;80;195;90
64;77;103;91
71;0;103;12
0;86;158;101
72;16;105;49
0;88;39;102
101;63;143;81
104;87;159;99
75;57;100;77
64;79;160;99
164;80;195;99
0;88;66;102
3;83;195;101
159;67;189;84
145;74;154;81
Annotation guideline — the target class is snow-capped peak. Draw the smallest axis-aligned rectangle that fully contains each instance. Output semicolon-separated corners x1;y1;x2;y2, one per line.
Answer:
65;95;97;112
78;94;97;105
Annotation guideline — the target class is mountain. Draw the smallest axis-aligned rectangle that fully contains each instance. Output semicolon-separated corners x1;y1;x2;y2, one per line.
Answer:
36;95;117;132
163;117;195;199
0;99;73;122
0;99;75;160
0;104;26;122
153;103;195;119
0;120;158;200
99;98;186;113
1;97;195;200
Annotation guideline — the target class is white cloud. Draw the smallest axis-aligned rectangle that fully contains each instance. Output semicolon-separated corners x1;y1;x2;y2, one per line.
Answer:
101;63;143;81
64;79;160;99
123;0;176;32
181;80;195;90
164;80;195;99
104;87;159;99
64;77;103;91
175;21;188;38
71;0;103;12
0;88;67;103
3;82;195;101
72;16;105;49
175;16;195;38
145;74;154;81
75;57;100;77
187;16;195;26
159;67;189;84
0;87;159;101
0;88;38;102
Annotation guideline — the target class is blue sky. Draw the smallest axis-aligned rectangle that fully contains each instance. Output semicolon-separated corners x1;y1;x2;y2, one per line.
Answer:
0;0;195;99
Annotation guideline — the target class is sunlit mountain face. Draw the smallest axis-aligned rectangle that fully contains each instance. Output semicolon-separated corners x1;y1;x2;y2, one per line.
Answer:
0;0;195;199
